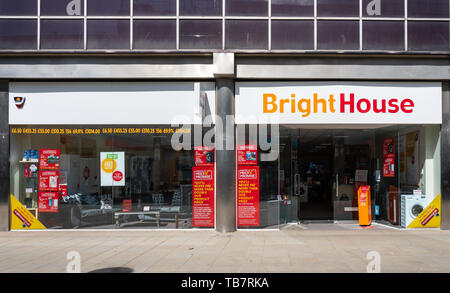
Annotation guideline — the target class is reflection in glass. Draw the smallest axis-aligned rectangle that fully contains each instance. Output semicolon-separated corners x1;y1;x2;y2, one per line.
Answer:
134;0;176;16
271;20;314;50
362;0;403;17
408;0;449;18
88;0;130;16
317;20;359;50
133;20;176;49
0;20;36;49
179;20;222;49
87;20;130;49
41;0;84;16
180;0;222;16
317;0;359;17
271;0;314;17
41;20;84;49
226;0;268;16
226;20;268;49
0;0;37;15
408;22;450;51
363;21;404;51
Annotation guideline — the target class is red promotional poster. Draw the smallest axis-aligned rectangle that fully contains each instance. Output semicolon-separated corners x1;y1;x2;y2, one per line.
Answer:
194;146;215;166
383;138;395;177
39;149;61;170
58;184;67;199
192;166;215;227
237;166;260;226
122;200;132;212
237;145;258;165
38;192;59;213
38;170;59;191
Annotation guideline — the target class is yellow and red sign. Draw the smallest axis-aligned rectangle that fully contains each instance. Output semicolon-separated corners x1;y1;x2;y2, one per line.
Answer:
10;195;46;230
357;186;372;226
408;194;441;228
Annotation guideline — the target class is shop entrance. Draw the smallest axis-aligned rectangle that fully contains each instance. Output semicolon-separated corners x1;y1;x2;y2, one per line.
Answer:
279;127;375;223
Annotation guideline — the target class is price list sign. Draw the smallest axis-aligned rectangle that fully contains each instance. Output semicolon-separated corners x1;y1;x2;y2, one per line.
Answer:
192;166;215;227
237;166;260;226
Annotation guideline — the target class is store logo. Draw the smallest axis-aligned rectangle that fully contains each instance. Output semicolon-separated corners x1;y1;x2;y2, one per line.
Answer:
262;93;414;117
14;97;26;109
194;170;213;180
238;169;258;180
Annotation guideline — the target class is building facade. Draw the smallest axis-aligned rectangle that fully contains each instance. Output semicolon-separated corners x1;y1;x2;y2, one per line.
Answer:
0;0;449;231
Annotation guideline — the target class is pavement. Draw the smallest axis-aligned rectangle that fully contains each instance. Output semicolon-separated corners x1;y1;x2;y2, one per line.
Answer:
1;223;450;273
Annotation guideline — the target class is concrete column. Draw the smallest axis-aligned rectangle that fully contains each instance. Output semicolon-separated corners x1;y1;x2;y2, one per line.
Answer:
441;82;450;230
215;78;236;232
0;82;9;231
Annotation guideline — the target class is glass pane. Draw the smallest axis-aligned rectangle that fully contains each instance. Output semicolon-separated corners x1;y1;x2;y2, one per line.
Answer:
87;20;130;49
225;20;268;49
0;20;36;49
41;0;84;16
363;21;404;51
180;0;222;16
0;0;37;15
317;20;359;50
408;0;449;18
40;20;84;49
88;0;130;16
133;20;176;50
362;0;404;17
271;20;314;50
134;0;176;16
408;21;450;51
226;0;268;16
271;0;314;17
317;0;359;17
179;20;222;49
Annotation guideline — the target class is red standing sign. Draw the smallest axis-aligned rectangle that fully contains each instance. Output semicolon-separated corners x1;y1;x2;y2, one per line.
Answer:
192;166;215;227
237;165;260;226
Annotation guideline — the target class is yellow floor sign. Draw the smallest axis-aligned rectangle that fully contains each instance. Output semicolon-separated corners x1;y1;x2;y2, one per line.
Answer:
408;194;441;228
10;195;46;230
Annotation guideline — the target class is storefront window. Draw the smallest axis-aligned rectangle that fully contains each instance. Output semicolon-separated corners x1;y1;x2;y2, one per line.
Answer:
10;125;201;229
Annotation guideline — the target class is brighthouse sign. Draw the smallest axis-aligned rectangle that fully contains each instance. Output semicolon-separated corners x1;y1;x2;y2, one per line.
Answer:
235;82;442;124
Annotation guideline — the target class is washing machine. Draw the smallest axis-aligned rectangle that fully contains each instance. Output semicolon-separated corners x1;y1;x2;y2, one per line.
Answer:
400;194;430;228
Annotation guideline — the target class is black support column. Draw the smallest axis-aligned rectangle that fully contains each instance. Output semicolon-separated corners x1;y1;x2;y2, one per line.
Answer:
441;81;450;230
215;78;236;232
0;82;9;231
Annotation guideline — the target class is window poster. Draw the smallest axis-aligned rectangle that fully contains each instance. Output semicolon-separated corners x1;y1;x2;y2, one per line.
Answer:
39;149;60;170
237;166;260;226
405;132;420;186
383;137;395;177
38;170;60;192
237;144;258;165
192;166;215;227
194;146;215;167
38;192;59;213
100;152;125;186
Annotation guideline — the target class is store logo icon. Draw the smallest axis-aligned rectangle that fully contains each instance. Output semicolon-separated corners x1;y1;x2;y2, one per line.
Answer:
14;97;26;109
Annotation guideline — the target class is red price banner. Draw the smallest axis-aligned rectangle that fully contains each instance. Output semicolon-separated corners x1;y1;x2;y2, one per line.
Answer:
237;145;258;165
38;170;59;192
38;192;59;213
194;146;215;167
39;149;60;170
192;166;215;227
237;166;260;226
